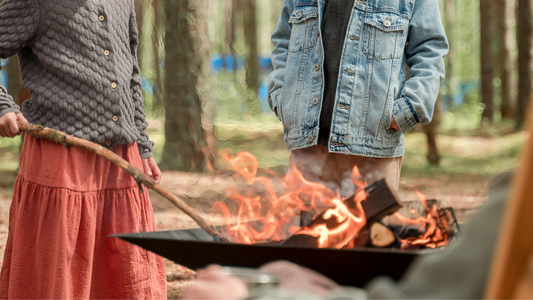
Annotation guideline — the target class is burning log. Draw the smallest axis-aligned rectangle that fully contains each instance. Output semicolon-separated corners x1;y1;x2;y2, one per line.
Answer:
284;178;402;248
369;222;397;248
361;179;403;223
17;121;228;242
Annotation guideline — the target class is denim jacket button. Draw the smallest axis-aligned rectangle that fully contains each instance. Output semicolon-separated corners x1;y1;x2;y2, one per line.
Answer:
296;11;303;19
308;134;314;142
312;97;319;105
384;18;391;28
314;63;320;71
316;31;320;37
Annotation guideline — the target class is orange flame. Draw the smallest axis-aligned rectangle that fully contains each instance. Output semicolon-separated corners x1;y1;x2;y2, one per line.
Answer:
394;191;451;249
297;189;367;249
211;151;450;250
211;150;364;245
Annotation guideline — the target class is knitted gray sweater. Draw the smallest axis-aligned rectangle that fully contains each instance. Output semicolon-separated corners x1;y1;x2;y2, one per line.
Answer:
0;0;154;158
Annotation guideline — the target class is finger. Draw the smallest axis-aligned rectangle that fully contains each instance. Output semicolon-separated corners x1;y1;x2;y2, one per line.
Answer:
154;172;161;184
149;159;162;183
15;113;28;123
142;159;152;176
203;264;224;273
0;128;7;137
3;122;15;138
195;265;223;280
259;260;298;273
7;118;21;136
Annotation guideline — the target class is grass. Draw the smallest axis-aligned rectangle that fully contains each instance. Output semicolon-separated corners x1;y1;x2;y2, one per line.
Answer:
401;131;525;179
0;135;21;172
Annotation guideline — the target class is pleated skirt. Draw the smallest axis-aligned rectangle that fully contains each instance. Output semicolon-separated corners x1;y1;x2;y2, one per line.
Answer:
0;136;166;299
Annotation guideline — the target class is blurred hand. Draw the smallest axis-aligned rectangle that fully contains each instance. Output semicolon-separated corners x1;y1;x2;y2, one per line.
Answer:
183;265;249;300
0;112;27;138
390;116;401;131
259;261;339;298
142;157;162;184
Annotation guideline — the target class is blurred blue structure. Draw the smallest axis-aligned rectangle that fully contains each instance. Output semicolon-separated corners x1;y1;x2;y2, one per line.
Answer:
210;55;273;112
453;82;479;106
210;54;246;72
140;55;273;110
1;59;8;90
442;81;479;111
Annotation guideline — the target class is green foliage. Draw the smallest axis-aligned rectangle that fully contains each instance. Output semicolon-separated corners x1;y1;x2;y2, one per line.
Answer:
441;90;483;132
449;0;481;83
0;136;21;172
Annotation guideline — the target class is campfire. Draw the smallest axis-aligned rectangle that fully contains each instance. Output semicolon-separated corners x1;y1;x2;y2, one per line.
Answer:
113;150;460;287
210;150;459;250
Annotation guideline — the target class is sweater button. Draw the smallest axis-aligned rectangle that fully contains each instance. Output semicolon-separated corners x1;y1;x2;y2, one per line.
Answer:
111;82;117;89
104;50;110;56
312;97;319;105
106;141;112;146
99;15;105;22
112;116;118;122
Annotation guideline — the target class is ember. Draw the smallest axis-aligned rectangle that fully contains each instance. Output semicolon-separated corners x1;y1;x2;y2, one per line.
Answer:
211;150;458;250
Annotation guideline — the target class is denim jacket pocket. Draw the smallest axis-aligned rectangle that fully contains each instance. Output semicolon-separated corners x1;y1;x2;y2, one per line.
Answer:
287;6;319;53
363;12;409;60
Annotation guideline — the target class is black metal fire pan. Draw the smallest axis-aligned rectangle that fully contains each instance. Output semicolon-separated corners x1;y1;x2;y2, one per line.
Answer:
112;227;434;287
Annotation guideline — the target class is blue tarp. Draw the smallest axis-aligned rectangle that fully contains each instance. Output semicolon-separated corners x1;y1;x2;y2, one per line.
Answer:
1;59;8;90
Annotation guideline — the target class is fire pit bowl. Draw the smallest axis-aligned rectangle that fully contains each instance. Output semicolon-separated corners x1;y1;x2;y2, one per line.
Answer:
112;225;435;287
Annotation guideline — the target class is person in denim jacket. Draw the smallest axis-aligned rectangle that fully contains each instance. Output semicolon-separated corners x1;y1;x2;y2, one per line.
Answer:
268;0;448;206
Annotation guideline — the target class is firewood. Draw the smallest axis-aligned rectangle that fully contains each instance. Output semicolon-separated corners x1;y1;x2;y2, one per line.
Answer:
369;222;396;248
282;234;319;248
17;121;227;242
360;178;403;223
284;179;402;248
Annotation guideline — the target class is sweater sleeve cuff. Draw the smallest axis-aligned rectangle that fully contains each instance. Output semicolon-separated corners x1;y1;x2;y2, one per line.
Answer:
137;141;154;160
140;151;153;159
0;106;21;118
392;97;419;133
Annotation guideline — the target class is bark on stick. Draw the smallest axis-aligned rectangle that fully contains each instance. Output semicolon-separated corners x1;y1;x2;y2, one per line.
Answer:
17;121;227;242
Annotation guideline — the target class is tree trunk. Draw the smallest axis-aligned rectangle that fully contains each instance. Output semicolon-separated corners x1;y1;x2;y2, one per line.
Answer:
444;0;455;109
5;56;22;106
224;0;236;66
425;95;442;165
151;0;164;114
516;0;533;129
239;0;260;116
5;55;29;150
162;0;217;172
498;0;517;120
134;0;145;69
480;0;495;123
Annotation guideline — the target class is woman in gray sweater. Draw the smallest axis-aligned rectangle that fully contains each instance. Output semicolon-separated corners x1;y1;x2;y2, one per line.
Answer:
0;0;166;298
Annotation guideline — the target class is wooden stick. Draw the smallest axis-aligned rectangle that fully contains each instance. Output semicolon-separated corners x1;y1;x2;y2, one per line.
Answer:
485;100;533;298
17;121;227;242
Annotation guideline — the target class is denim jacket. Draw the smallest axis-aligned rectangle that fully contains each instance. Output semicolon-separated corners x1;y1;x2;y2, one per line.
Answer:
268;0;449;157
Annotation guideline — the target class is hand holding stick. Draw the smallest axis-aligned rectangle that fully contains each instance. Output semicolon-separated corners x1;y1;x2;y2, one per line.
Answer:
17;120;227;242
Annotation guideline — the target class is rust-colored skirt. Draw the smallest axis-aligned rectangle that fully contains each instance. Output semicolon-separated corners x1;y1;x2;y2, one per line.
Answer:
0;136;166;299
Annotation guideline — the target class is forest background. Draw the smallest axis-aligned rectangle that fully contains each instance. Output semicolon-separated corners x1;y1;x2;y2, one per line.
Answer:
0;0;531;296
0;0;530;225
